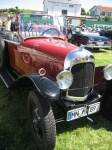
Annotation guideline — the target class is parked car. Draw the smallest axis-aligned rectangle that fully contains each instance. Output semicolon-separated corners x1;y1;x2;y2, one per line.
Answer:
68;26;111;50
0;13;112;150
99;29;112;40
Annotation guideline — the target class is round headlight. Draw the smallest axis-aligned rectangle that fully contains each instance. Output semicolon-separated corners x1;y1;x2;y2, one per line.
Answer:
104;64;112;80
56;70;73;90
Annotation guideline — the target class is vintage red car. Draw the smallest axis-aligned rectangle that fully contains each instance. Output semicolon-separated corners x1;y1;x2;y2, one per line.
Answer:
0;13;112;150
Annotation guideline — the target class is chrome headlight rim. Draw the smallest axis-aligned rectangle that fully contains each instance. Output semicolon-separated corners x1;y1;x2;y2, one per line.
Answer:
56;70;73;90
104;64;112;80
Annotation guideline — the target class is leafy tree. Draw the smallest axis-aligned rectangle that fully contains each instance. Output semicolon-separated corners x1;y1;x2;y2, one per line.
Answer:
86;11;90;16
105;16;111;21
9;8;15;13
3;9;8;12
15;6;19;13
98;16;102;21
15;6;18;10
81;8;86;15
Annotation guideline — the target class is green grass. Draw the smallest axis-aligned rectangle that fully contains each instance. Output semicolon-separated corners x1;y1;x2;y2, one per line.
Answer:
0;9;37;17
91;48;112;67
0;48;112;150
20;9;37;13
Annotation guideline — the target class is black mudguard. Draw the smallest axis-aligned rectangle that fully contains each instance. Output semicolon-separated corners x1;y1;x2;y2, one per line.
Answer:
10;74;60;101
101;80;112;99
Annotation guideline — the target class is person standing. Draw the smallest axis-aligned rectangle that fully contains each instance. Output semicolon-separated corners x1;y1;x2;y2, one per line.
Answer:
5;15;11;31
0;19;2;28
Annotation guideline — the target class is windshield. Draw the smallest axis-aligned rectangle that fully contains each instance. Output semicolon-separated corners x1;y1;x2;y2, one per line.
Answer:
18;13;67;39
72;26;82;32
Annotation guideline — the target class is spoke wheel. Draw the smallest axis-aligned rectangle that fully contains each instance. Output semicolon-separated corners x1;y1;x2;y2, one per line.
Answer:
32;105;42;143
27;89;56;150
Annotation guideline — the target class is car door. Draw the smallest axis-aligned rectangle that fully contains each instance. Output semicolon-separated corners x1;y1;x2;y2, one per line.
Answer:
77;35;89;46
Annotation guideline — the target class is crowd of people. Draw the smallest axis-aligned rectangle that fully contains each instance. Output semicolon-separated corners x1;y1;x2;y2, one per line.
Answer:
0;15;17;31
0;15;112;34
79;23;112;33
0;15;52;32
19;21;52;32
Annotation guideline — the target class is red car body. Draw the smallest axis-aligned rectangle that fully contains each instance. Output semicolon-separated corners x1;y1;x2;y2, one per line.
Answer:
7;36;77;77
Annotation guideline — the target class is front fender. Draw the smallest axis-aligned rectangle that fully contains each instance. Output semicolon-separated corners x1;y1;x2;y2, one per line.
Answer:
10;74;60;101
101;80;112;99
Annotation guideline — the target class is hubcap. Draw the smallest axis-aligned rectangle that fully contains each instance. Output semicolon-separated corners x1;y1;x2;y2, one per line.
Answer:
31;105;42;143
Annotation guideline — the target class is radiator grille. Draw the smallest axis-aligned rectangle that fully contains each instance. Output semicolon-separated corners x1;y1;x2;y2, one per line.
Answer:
68;62;94;97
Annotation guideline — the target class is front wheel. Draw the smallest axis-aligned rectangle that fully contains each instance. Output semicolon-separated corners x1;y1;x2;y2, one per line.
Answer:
27;89;56;150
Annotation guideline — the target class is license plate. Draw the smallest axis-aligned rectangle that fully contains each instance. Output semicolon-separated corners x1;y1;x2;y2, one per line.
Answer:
67;102;100;121
97;42;104;45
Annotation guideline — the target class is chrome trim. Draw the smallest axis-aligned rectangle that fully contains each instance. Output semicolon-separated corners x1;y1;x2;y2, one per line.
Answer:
56;70;73;90
64;45;95;101
66;90;93;101
103;64;112;80
64;45;94;70
85;45;111;48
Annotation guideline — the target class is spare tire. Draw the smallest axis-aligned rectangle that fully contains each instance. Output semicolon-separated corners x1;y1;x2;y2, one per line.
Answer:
0;36;9;68
6;32;13;41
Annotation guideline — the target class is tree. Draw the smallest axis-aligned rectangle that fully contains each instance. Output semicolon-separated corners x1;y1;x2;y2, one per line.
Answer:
15;6;19;13
98;16;102;21
81;8;86;15
86;11;90;16
105;16;111;21
3;9;8;12
9;8;15;13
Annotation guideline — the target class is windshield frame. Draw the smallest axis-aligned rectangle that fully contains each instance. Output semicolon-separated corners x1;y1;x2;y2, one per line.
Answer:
17;13;67;40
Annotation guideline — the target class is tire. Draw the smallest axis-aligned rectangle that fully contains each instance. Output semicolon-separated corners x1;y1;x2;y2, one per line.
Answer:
101;90;112;121
27;89;56;150
0;36;9;68
6;32;13;41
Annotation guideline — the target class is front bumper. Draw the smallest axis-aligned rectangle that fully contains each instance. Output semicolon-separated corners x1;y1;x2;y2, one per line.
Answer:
85;44;111;49
63;90;102;121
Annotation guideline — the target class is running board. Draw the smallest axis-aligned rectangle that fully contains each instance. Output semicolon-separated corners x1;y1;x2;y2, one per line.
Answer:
0;68;17;88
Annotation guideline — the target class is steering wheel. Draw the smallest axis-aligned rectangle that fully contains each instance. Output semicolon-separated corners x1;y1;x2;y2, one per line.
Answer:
41;28;60;36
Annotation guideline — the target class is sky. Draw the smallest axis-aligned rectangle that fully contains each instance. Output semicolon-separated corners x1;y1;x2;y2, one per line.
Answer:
0;0;112;12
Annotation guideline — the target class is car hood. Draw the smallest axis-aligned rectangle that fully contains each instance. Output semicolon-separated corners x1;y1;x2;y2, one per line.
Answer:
24;37;79;60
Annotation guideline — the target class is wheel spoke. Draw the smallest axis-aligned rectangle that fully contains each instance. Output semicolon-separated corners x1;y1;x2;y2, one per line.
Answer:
31;104;42;142
27;90;56;149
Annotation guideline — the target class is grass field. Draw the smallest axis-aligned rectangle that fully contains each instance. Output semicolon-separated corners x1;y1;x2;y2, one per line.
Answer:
0;48;112;150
